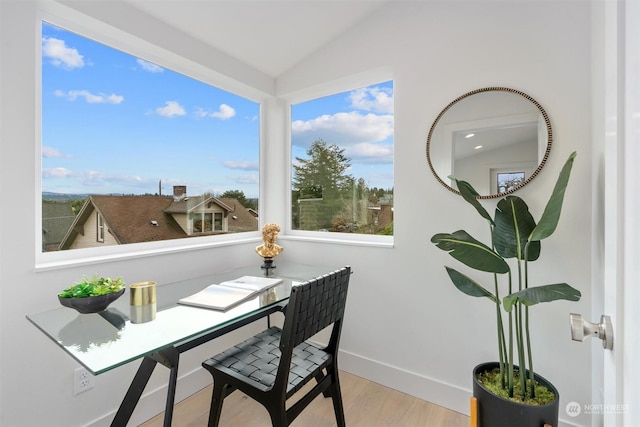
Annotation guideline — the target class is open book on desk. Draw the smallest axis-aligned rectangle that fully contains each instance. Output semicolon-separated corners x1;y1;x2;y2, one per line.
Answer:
177;276;283;311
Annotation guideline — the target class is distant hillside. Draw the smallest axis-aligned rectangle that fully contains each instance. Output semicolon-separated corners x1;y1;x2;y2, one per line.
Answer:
42;192;90;201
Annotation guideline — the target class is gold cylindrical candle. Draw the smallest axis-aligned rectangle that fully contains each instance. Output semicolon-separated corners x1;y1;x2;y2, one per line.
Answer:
130;281;156;306
130;281;156;323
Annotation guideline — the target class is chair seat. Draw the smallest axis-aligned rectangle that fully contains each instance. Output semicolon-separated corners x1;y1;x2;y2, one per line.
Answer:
207;327;331;398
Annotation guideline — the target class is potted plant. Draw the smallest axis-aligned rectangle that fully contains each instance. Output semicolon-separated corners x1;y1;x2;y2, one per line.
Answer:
58;275;126;314
431;152;581;427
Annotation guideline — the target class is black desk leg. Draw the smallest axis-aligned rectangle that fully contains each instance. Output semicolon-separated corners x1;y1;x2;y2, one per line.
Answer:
111;356;158;426
150;347;180;427
110;347;180;427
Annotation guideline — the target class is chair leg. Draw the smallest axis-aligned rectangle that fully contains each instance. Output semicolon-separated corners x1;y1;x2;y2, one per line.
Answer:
267;405;288;427
329;370;346;427
208;382;228;427
314;371;332;398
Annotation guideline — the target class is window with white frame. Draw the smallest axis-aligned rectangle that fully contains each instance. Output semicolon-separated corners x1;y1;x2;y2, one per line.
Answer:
96;212;104;242
291;81;394;236
41;21;260;252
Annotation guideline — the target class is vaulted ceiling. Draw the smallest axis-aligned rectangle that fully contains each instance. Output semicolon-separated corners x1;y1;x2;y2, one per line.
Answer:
120;0;391;78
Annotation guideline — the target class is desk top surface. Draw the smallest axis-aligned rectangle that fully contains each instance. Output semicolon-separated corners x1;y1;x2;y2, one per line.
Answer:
27;263;335;374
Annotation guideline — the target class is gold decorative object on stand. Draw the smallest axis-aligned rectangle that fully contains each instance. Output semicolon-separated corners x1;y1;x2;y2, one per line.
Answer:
255;223;283;276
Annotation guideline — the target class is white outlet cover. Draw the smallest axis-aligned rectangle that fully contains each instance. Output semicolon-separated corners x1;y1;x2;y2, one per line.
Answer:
74;367;94;395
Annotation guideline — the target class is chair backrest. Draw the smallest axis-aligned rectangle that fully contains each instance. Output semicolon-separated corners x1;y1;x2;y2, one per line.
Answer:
281;266;351;350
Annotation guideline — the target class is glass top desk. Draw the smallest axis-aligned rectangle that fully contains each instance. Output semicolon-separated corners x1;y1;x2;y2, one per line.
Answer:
27;263;337;427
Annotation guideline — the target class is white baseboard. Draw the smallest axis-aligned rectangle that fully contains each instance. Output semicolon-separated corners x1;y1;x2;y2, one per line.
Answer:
338;349;471;415
86;366;212;427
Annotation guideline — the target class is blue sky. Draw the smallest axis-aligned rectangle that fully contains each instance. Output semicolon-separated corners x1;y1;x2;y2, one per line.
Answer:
291;81;394;190
41;22;394;199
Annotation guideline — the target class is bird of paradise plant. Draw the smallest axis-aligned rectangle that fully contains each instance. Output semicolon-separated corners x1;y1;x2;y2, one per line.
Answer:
431;151;581;402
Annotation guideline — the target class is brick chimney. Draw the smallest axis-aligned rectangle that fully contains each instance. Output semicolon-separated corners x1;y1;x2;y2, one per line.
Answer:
173;185;187;201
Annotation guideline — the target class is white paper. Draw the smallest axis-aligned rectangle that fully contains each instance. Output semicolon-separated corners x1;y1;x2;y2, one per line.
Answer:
219;276;283;292
177;276;282;310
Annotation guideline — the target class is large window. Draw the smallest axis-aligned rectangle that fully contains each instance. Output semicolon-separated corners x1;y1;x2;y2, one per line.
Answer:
41;22;260;252
291;81;394;236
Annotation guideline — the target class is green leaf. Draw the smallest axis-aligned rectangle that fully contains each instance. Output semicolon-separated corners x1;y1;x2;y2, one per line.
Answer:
529;151;577;242
503;283;581;312
445;266;497;303
450;177;494;225
431;230;509;274
58;276;125;298
494;196;540;261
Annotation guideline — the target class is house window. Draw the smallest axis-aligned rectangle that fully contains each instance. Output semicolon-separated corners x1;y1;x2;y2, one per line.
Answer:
96;212;104;242
191;213;213;233
214;212;223;231
291;81;394;236
41;21;260;252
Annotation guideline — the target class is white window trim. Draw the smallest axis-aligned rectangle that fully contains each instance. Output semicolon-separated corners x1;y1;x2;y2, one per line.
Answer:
96;212;105;243
35;3;266;269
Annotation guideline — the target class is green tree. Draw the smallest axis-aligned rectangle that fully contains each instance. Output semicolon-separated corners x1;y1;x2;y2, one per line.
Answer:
70;198;86;214
220;190;249;207
292;140;353;230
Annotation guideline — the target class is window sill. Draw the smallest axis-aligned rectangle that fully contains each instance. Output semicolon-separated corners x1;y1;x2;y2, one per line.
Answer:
280;232;393;248
35;232;262;272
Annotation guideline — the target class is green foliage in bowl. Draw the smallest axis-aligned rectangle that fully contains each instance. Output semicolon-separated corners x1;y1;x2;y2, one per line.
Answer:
59;275;126;298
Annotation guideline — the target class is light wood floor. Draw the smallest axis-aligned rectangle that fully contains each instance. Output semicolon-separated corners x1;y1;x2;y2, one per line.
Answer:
140;371;469;427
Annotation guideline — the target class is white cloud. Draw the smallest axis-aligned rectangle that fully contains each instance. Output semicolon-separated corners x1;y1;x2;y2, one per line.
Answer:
292;111;393;147
345;142;394;164
43;167;151;189
155;101;186;118
349;86;393;113
136;58;163;73
81;171;145;187
42;146;64;158
223;160;259;171
42;167;73;178
55;89;124;104
227;173;259;185
212;104;236;119
42;37;84;70
292;110;393;165
196;104;236;120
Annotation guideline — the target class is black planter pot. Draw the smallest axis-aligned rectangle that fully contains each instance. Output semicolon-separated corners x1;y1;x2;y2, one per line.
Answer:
473;362;559;427
58;288;125;314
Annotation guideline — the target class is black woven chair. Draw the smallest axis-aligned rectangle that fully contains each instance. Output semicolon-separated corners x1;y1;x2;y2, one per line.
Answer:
201;266;352;426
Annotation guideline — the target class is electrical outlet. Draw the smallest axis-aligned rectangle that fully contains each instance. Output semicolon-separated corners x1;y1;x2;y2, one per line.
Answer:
74;367;94;395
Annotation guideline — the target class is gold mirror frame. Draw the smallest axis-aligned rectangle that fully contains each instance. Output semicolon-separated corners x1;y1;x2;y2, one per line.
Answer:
426;87;552;199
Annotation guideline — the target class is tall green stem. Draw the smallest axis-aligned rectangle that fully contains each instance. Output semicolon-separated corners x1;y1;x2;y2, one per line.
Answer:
516;304;527;399
524;243;535;398
515;258;526;399
494;273;507;388
507;272;514;397
489;223;507;388
525;306;534;398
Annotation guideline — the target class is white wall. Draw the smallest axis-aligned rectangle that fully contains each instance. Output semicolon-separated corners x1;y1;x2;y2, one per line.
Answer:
0;1;594;427
279;2;593;427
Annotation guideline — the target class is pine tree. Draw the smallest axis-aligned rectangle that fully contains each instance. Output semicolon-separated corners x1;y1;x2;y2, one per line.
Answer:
292;139;353;230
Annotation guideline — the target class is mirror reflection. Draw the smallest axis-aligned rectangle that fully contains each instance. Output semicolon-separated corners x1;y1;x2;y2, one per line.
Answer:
427;87;551;198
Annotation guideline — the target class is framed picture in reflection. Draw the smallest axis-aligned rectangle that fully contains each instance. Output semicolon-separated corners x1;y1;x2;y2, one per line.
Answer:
497;172;525;193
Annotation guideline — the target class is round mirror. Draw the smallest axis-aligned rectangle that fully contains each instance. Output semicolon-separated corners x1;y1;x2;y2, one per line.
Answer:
426;87;551;199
